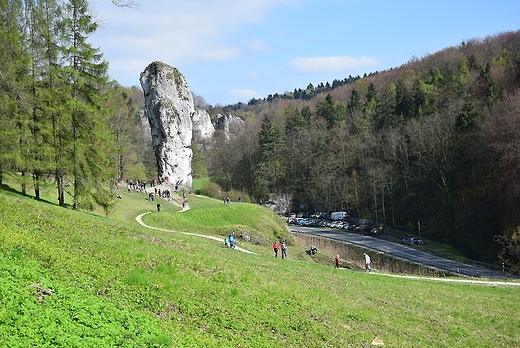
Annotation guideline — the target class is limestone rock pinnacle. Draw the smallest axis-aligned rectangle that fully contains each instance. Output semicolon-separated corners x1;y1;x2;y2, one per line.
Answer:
140;61;193;190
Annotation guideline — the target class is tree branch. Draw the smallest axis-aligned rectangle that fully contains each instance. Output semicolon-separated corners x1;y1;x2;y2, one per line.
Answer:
111;0;139;8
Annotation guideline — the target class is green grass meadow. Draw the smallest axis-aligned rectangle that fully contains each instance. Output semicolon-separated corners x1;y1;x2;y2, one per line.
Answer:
1;177;519;347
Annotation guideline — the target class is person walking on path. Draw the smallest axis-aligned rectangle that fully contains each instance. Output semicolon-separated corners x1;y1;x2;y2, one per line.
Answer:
273;241;280;257
335;254;340;268
281;241;287;259
364;253;371;273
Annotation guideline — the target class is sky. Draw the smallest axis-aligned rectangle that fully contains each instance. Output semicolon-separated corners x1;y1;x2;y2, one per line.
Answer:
90;0;520;106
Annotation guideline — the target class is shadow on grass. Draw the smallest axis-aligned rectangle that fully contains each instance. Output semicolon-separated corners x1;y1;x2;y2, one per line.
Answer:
0;183;64;207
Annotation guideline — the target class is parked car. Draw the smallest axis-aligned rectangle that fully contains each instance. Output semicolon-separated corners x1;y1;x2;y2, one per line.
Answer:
401;235;415;245
401;235;425;245
316;220;327;227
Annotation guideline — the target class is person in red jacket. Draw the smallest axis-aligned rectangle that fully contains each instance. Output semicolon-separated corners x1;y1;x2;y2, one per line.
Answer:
335;254;340;268
273;241;280;257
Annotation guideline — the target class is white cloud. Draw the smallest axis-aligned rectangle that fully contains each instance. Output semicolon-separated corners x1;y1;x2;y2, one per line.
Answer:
247;72;259;80
93;0;293;62
289;56;379;73
107;58;151;82
231;89;259;101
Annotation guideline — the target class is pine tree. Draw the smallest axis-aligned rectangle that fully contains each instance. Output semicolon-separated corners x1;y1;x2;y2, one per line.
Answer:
24;0;62;199
0;0;31;188
253;114;285;202
58;0;113;210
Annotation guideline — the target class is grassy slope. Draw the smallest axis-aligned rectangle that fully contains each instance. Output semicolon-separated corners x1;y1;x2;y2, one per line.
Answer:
1;180;519;347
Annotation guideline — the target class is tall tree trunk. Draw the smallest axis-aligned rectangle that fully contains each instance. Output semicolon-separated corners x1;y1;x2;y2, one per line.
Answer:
21;171;26;195
56;172;64;206
33;173;40;200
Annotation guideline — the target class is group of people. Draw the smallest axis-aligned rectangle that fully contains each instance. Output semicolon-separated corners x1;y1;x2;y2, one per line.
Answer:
272;240;288;259
271;240;371;271
223;197;242;205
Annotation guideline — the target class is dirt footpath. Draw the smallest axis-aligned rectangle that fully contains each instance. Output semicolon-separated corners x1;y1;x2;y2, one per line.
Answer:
135;212;256;254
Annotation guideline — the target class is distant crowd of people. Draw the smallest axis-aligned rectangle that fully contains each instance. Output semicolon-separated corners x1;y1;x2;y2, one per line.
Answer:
113;177;190;212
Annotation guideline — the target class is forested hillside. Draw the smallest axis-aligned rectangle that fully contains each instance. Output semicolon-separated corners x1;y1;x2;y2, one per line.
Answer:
205;30;520;264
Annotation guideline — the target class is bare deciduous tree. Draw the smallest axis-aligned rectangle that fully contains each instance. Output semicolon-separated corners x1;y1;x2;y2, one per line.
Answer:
111;0;139;8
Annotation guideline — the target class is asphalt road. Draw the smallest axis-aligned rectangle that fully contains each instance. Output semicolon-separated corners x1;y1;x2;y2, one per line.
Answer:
289;225;511;279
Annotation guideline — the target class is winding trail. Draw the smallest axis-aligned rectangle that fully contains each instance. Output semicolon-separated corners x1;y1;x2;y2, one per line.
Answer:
135;211;256;254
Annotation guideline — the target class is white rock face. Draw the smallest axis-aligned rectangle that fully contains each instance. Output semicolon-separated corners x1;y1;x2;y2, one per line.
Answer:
192;108;215;142
140;61;193;190
215;113;246;142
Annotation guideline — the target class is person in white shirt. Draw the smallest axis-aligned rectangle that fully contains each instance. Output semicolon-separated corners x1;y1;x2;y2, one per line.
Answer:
364;253;371;273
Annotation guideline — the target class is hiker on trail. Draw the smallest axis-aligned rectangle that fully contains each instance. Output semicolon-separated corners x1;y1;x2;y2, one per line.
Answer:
281;241;287;259
229;233;236;248
156;203;161;212
335;255;340;268
364;253;371;273
224;237;229;248
273;241;280;257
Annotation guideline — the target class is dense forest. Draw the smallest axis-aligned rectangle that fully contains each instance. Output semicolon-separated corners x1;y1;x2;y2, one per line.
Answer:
1;0;519;267
205;31;520;265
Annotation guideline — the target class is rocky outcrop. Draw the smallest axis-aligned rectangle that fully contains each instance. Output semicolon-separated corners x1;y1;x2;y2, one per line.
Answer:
214;113;245;142
140;61;193;190
192;108;215;142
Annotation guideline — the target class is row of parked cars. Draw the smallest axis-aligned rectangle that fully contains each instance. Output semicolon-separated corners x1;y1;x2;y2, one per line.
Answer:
288;214;427;246
288;217;376;233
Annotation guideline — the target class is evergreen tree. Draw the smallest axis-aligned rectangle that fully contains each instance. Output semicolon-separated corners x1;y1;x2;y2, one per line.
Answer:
58;0;112;210
317;94;338;128
375;82;397;129
24;0;62;199
284;105;308;134
347;89;361;117
455;97;481;133
253;114;285;202
395;77;413;120
0;0;31;188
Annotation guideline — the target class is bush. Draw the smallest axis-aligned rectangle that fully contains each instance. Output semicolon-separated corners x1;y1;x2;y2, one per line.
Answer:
200;181;250;203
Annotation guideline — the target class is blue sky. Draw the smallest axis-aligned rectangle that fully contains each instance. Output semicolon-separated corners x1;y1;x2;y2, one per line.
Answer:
90;0;520;106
